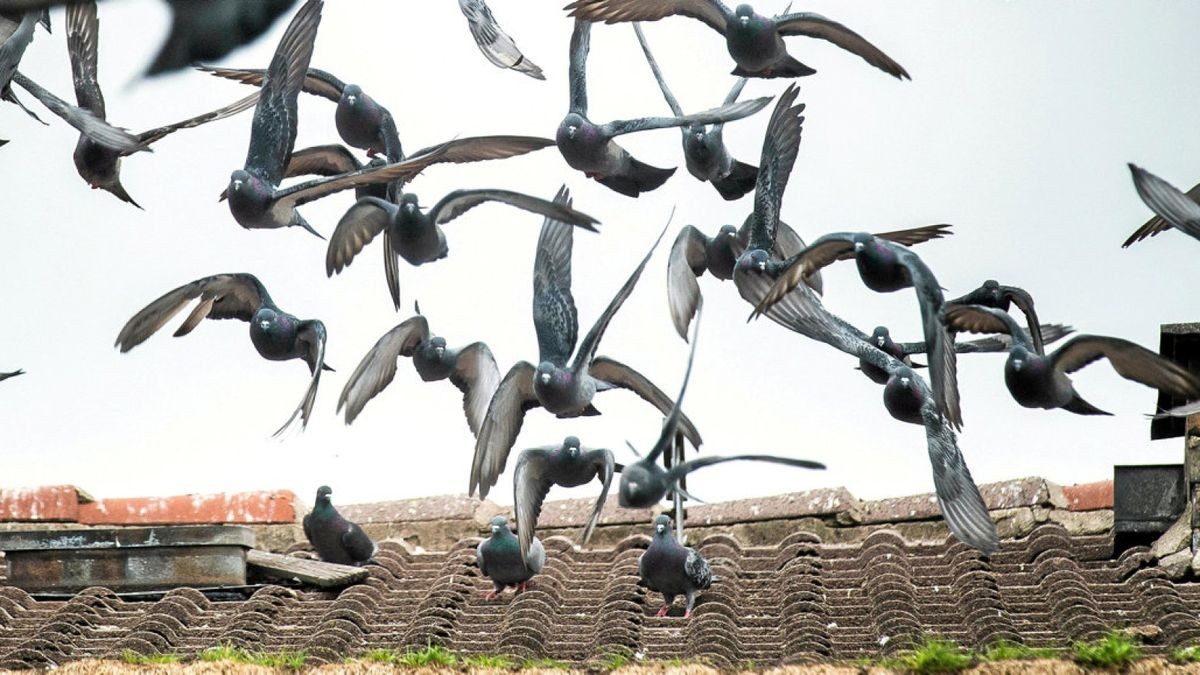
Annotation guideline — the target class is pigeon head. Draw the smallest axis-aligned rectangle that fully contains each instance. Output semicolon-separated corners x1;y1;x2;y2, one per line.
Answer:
871;326;891;348
734;248;770;274
398;193;421;216
618;461;665;508
226;169;270;216
734;4;755;21
557;113;600;148
653;514;672;535
253;307;279;332
313;486;333;508
534;362;572;394
717;224;738;238
489;515;513;537
1008;344;1037;372
429;336;447;358
562;435;581;458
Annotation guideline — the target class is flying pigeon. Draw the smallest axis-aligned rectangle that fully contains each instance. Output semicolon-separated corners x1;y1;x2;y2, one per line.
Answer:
638;514;713;618
65;1;258;208
632;23;757;200
303;486;376;566
558;19;771;197
476;515;544;599
737;263;999;554
326;183;599;311
337;303;500;436
948;280;1045;355
114;273;329;436
1125;163;1200;247
458;0;544;80
943;304;1200;416
566;0;909;80
0;370;23;382
470;213;703;499
513;435;617;560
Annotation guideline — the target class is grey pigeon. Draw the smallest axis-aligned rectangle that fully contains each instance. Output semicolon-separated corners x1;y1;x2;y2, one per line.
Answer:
337;303;501;436
620;302;824;509
458;0;544;80
115;273;330;436
567;0;908;80
737;263;999;554
303;486;376;566
1126;164;1200;247
948;280;1045;355
65;1;258;208
943;304;1200;416
557;19;771;197
0;369;23;382
514;435;617;560
638;514;713;618
470;213;703;499
633;23;757;200
476;515;544;599
326;183;599;311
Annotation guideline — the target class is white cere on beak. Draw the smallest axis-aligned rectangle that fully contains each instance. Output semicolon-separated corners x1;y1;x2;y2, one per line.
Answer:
259;320;270;330
568;125;578;136
1013;359;1024;371
539;372;552;384
347;95;357;105
876;337;886;347
655;524;666;533
232;179;243;191
853;241;865;253
900;377;910;387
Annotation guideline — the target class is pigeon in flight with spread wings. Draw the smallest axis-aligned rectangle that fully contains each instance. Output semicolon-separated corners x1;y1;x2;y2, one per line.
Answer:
1125;163;1200;247
948;280;1046;355
459;0;544;80
513;435;617;560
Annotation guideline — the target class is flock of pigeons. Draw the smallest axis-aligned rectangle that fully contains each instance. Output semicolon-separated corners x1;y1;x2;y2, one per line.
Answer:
4;0;1200;619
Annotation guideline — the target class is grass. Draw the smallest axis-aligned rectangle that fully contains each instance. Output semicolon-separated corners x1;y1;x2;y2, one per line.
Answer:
979;640;1059;662
520;657;571;669
596;650;631;670
357;647;568;669
1172;645;1200;664
462;653;517;669
120;650;180;665
892;637;975;673
196;644;305;669
1072;632;1143;668
394;644;461;668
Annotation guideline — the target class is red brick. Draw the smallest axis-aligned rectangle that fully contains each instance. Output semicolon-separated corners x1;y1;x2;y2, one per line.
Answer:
78;491;296;525
0;485;87;522
1063;480;1113;511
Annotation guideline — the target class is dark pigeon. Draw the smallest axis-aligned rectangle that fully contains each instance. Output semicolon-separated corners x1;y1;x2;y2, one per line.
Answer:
567;0;909;80
470;211;703;499
514;435;617;560
948;280;1045;355
303;486;376;566
638;514;713;618
476;515;544;599
337;303;500;437
114;273;330;436
0;369;23;382
1126;163;1200;247
459;0;544;80
558;19;771;197
944;304;1200;416
857;323;1074;384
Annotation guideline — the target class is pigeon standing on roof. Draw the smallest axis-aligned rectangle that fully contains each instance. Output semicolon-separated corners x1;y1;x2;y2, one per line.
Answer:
458;0;544;80
1125;163;1200;247
114;273;330;436
948;280;1045;355
638;514;713;618
303;486;376;566
513;435;617;560
557;20;771;197
476;515;544;600
566;0;909;80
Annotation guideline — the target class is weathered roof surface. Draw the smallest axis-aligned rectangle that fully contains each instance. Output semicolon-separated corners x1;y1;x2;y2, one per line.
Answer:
0;522;1196;670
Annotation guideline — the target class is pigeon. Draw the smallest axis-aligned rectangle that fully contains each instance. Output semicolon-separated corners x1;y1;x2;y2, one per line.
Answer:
114;273;329;436
326;183;599;311
458;0;544;80
470;213;703;499
638;514;713;618
1125;163;1200;247
881;366;925;425
948;280;1045;355
223;0;448;238
558;19;771;197
943;304;1200;416
65;1;258;208
632;23;756;200
303;486;376;566
566;0;909;80
0;369;23;382
337;302;501;436
476;515;544;599
199;65;403;160
737;263;999;554
1;9;142;152
749;227;959;428
620;301;825;509
513;435;616;560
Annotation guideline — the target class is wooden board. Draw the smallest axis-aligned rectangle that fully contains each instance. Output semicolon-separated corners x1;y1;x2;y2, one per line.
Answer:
246;549;369;588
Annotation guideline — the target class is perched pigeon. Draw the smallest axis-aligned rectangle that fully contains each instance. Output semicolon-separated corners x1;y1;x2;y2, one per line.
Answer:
1126;164;1200;247
514;435;617;560
632;23;756;200
476;515;544;599
620;302;824;509
737;263;999;554
470;213;703;499
65;1;258;208
303;486;376;566
0;369;23;382
943;305;1200;416
326;183;599;311
114;273;329;436
458;0;544;80
558;19;771;197
638;514;713;618
337;303;501;436
566;0;909;80
948;280;1045;355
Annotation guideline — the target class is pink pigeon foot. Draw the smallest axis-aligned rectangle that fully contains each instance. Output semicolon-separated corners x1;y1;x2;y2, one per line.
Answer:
655;605;671;618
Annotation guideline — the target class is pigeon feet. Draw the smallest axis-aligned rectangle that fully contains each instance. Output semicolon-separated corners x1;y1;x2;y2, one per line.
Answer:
483;590;500;601
516;581;531;594
654;605;672;618
683;608;693;619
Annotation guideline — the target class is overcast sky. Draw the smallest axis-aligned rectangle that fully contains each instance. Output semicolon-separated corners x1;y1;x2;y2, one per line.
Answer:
1;1;1198;512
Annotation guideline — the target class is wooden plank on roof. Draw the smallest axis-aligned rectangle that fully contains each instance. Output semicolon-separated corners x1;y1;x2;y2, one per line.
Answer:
246;549;368;588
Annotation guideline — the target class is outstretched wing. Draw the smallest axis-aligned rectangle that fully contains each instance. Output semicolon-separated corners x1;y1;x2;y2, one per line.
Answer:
115;273;270;351
459;0;544;79
336;316;430;424
632;23;683;116
273;319;326;436
513;446;554;560
567;19;589;115
601;96;770;137
429;188;599;231
533;185;579;367
449;341;502;437
775;12;909;79
1051;335;1200;399
197;64;346;102
579;448;615;548
406;135;555;167
137;92;259;147
894;246;961;430
565;0;732;36
65;0;103;117
1127;164;1200;245
590;356;702;449
666;225;711;340
748;84;803;251
470;362;541;498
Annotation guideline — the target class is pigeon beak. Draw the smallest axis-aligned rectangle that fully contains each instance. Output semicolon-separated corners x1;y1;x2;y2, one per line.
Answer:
1013;359;1024;371
491;525;500;533
435;347;445;357
539;373;552;384
900;377;910;386
232;179;243;191
259;320;270;330
655;524;666;533
756;260;766;272
739;16;749;25
853;241;865;253
347;95;357;105
567;125;578;138
876;338;885;347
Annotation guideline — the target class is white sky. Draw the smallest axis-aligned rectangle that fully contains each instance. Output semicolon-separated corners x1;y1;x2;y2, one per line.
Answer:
1;1;1198;512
